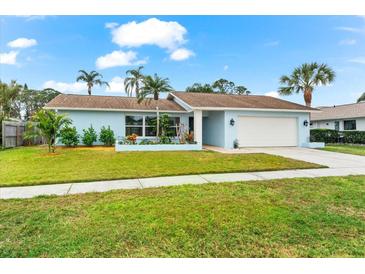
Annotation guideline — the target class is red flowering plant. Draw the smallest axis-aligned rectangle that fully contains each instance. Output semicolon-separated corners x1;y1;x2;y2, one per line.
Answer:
126;133;138;144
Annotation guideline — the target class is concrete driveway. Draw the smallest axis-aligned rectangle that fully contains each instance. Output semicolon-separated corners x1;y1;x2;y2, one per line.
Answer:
204;145;365;168
239;147;365;168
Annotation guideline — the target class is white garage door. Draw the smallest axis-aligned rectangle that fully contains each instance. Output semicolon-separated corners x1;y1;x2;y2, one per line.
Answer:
238;116;298;147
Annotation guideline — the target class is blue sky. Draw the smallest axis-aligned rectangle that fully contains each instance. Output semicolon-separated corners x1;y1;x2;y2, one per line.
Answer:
1;15;365;106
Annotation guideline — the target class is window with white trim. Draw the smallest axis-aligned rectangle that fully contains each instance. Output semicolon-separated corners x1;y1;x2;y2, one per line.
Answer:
125;116;143;136
145;116;157;137
344;120;356;130
168;117;180;136
125;115;181;137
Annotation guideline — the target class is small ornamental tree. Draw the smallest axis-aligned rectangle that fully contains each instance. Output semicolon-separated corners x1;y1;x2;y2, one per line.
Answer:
60;126;79;147
99;126;116;146
24;109;71;152
82;125;97;146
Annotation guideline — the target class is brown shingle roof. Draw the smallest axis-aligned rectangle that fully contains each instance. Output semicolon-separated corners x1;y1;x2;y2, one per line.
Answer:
45;94;186;112
311;102;365;121
170;92;316;111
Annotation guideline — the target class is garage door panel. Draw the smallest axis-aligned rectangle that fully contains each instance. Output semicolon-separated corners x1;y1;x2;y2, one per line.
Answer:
238;116;298;147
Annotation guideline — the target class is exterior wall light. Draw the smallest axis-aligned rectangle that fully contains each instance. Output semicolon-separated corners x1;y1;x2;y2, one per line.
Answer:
303;120;309;127
230;118;235;126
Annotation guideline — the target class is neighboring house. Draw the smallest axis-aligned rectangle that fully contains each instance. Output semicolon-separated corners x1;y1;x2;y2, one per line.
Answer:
310;102;365;131
45;92;316;149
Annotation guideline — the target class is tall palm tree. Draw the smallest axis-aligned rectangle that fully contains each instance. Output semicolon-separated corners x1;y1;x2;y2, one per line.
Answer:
138;74;174;137
278;63;335;107
124;66;144;97
76;70;109;95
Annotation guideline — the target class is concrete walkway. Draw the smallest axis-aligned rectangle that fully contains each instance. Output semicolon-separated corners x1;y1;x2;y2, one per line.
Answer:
2;166;365;199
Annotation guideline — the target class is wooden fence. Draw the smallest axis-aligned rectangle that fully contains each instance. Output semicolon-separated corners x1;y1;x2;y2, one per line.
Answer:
1;120;45;148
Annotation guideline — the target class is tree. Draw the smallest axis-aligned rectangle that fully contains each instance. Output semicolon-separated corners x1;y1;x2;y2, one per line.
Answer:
124;66;145;97
235;85;251;95
278;63;335;107
186;83;214;93
0;80;22;119
76;70;109;95
212;78;236;94
26;109;71;153
357;92;365;103
186;80;251;95
138;74;174;137
20;86;60;120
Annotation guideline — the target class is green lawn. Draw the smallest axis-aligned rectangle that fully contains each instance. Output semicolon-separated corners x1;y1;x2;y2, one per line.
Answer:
0;146;323;187
322;144;365;156
0;176;364;257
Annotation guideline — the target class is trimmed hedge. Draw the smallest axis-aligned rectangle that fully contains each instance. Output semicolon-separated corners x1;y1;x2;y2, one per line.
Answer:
310;129;365;144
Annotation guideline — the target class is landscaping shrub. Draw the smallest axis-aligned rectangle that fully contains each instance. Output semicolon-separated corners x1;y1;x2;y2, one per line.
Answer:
82;125;97;146
310;129;365;144
60;126;79;147
342;131;365;144
310;129;339;143
99;126;116;146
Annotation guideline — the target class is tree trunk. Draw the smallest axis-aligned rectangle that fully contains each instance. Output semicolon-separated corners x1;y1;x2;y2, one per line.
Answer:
304;88;312;107
135;82;139;97
88;85;92;96
154;91;159;100
156;105;160;138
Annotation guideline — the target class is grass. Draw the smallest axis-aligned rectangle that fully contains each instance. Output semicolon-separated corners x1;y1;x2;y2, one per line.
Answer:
0;146;323;187
322;144;365;156
0;175;364;257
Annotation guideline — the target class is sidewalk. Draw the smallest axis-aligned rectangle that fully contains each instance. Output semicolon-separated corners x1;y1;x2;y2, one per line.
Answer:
2;166;365;199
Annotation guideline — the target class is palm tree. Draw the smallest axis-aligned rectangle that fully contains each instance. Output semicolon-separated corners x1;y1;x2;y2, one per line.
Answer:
124;66;144;97
25;109;71;153
138;74;174;137
357;92;365;103
76;70;109;95
278;63;335;107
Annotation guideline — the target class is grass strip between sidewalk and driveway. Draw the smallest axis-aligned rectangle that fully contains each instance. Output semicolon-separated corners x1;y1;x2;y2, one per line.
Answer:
321;144;365;156
0;146;324;187
0;175;364;257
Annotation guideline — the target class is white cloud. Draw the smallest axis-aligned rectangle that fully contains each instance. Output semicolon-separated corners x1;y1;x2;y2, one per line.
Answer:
42;80;87;93
223;65;229;71
0;51;18;65
106;77;125;93
265;91;280;98
105;22;118;29
111;18;187;50
349;57;365;64
95;50;147;69
336;26;365;34
8;38;37;48
169;48;194;61
339;39;356;45
263;41;279;47
21;16;46;21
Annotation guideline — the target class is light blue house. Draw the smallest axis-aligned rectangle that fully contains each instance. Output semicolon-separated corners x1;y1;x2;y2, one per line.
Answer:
45;92;317;149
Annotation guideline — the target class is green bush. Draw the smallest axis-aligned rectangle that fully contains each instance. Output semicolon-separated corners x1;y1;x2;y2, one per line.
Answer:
99;126;116;146
82;125;97;146
60;126;79;147
310;129;339;143
310;129;365;144
343;131;365;144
